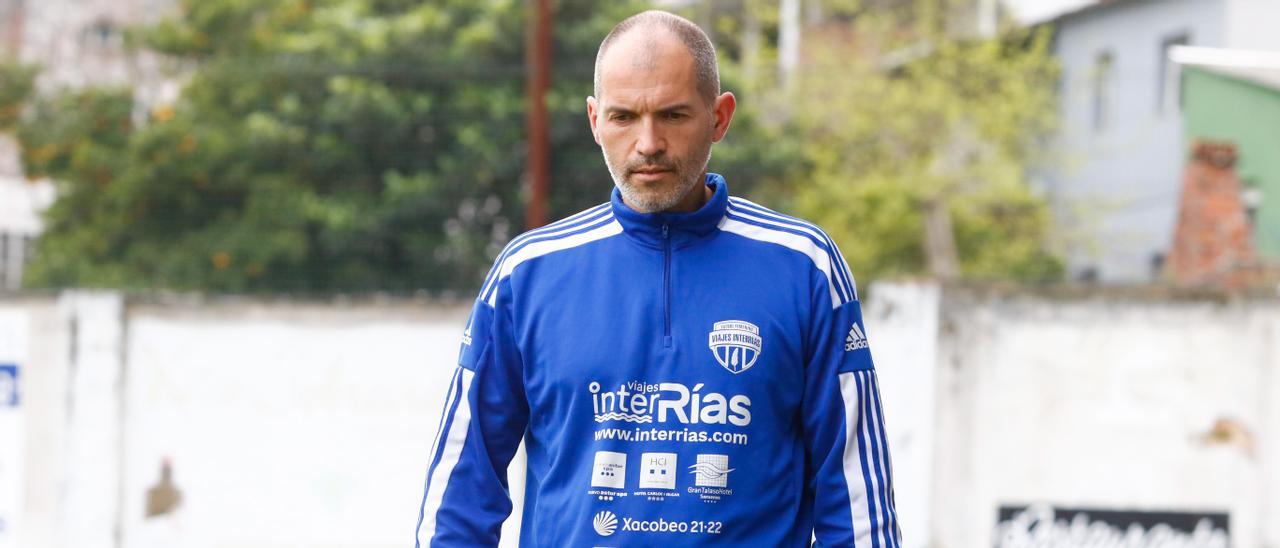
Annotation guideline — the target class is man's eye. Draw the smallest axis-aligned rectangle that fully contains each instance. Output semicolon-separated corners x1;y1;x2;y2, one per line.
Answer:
611;114;633;122
663;112;686;120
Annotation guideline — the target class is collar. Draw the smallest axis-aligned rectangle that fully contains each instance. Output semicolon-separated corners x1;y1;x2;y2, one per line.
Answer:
610;172;728;248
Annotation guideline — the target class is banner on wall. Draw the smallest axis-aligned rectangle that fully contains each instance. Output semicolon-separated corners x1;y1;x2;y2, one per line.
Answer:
994;503;1229;548
0;363;20;548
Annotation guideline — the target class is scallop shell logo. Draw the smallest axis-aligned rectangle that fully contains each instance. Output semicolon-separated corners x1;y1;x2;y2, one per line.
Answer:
593;510;618;536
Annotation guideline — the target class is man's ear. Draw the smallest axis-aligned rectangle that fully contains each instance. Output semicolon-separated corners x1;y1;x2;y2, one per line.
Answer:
710;92;737;143
586;96;601;145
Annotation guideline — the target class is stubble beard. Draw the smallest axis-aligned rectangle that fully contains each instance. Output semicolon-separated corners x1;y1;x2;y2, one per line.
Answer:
603;138;714;214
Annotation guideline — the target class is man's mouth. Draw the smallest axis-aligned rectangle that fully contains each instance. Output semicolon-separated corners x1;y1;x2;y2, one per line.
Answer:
630;166;672;177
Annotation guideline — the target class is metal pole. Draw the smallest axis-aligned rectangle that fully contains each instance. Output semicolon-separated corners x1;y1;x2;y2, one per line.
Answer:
525;0;552;229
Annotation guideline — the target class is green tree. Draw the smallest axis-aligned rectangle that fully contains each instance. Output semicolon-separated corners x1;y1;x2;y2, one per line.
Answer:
698;1;1063;283
780;21;1064;282
7;0;664;293
0;60;38;131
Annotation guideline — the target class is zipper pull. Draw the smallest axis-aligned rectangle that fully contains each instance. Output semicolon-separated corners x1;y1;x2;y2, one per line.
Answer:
662;223;669;239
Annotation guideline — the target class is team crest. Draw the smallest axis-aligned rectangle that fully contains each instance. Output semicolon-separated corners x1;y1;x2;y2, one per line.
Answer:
708;320;763;374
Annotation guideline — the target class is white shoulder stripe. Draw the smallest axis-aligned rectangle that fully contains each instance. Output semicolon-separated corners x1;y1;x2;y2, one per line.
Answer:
726;205;852;303
499;203;611;255
719;217;845;308
480;204;611;297
484;219;623;306
481;214;617;302
730;198;858;300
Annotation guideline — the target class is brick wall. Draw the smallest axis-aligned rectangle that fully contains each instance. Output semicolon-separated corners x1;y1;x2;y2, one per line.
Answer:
1167;141;1259;287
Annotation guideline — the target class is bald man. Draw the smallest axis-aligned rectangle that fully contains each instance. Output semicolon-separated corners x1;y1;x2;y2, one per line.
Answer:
415;10;900;547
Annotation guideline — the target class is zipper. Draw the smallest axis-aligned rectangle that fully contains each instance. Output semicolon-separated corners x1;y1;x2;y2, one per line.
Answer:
662;222;672;348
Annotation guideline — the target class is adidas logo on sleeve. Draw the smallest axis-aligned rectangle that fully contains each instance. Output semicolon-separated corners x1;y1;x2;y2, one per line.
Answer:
844;323;868;351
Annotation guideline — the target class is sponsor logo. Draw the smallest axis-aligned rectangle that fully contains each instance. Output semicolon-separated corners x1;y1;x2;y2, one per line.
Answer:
845;322;868;351
591;451;627;489
588;381;751;427
708;320;762;373
593;511;618;536
688;454;733;487
638;453;677;489
621;517;724;534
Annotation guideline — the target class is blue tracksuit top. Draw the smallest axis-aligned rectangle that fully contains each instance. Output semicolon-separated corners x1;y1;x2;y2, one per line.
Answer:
415;173;900;547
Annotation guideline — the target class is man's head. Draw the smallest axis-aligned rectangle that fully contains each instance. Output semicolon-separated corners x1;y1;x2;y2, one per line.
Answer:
587;11;736;213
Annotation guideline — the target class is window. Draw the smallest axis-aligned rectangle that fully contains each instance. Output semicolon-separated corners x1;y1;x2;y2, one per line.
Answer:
1093;51;1114;132
1158;32;1191;114
81;19;122;50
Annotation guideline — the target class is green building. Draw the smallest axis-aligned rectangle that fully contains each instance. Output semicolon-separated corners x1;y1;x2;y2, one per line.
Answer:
1175;46;1280;258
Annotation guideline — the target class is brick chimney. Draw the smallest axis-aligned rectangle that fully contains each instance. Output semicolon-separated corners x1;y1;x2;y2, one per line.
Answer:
1167;141;1256;288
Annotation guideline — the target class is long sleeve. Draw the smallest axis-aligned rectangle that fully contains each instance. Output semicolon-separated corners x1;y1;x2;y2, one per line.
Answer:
803;280;901;547
415;281;529;548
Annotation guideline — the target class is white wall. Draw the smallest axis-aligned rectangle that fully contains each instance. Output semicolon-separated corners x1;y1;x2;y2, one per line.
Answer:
0;294;70;548
0;302;32;548
2;294;480;548
881;289;1277;548
61;292;125;548
861;282;941;547
4;287;1277;547
118;299;469;548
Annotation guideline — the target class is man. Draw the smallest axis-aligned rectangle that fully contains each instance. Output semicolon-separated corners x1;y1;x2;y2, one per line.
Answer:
415;10;899;547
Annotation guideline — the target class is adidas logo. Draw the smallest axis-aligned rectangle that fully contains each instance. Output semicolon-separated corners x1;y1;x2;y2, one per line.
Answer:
461;327;473;347
844;323;868;351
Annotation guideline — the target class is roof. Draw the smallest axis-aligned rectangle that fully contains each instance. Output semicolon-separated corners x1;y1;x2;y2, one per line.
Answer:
1171;45;1280;92
1046;0;1143;24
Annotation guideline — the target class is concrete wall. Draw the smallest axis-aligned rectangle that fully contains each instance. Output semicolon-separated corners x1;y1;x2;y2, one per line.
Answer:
1;286;1274;547
0;294;69;548
868;285;1277;547
116;298;473;548
0;293;478;548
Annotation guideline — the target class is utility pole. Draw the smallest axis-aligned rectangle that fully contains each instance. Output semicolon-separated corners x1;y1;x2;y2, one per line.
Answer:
525;0;552;229
778;0;800;88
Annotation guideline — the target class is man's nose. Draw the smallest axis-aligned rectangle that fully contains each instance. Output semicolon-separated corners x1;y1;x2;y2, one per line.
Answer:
634;117;665;157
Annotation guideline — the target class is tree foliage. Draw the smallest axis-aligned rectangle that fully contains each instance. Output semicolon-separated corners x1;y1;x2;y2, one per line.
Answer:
3;0;1064;292
780;21;1064;282
9;0;659;293
0;60;38;131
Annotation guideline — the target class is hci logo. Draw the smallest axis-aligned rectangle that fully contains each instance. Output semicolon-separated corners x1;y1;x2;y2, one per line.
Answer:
708;320;762;373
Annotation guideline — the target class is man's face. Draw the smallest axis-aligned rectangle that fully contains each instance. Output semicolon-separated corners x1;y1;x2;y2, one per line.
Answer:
588;31;735;213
